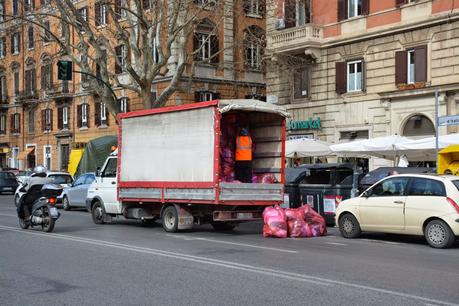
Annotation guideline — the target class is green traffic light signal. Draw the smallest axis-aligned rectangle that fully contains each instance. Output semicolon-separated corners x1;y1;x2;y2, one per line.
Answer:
57;60;73;81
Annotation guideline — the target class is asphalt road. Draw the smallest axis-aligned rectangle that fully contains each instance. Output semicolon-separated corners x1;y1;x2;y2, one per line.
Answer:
1;195;458;306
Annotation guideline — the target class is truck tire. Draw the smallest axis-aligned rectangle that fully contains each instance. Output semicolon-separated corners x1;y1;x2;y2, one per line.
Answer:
211;222;236;231
91;201;106;225
162;206;178;232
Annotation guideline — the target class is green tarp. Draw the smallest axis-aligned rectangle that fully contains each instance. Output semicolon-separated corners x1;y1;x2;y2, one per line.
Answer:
75;135;117;177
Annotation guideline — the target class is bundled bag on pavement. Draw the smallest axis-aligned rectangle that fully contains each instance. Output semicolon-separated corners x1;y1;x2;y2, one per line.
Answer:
298;204;327;237
285;208;313;238
262;205;288;238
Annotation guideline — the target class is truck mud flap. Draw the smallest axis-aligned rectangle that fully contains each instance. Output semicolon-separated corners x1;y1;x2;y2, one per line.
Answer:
213;210;263;222
176;204;194;230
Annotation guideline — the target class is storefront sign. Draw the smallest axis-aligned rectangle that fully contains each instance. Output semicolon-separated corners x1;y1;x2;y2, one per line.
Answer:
439;115;459;127
287;118;321;131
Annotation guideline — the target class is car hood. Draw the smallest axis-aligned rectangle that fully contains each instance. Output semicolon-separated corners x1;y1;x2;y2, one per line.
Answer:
338;197;361;208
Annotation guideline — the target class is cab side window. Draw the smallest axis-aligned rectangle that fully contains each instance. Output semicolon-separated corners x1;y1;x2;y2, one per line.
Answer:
408;178;445;197
102;158;117;178
370;177;410;197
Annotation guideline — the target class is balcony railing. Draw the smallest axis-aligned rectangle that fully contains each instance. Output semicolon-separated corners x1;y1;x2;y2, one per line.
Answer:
46;82;73;99
17;90;39;102
267;24;324;53
0;96;8;104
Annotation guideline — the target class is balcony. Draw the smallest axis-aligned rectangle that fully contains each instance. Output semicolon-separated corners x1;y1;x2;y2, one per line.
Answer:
267;24;324;54
0;96;8;105
46;82;73;100
17;90;39;103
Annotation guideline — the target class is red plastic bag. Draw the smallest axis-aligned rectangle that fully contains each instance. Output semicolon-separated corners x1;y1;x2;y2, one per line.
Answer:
285;208;303;222
263;206;287;238
286;208;313;238
298;205;327;236
257;173;277;184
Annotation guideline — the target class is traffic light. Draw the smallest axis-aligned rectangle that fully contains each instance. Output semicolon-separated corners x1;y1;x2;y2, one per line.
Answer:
57;60;73;81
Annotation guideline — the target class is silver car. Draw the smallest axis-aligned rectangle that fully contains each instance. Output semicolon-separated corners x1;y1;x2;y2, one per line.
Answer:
62;173;96;211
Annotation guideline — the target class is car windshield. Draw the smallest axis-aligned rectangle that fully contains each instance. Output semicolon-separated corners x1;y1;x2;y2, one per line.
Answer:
0;172;15;179
453;180;459;191
49;174;73;184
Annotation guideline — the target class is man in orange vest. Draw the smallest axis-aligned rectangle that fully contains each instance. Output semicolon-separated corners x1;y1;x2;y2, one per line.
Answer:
235;127;253;183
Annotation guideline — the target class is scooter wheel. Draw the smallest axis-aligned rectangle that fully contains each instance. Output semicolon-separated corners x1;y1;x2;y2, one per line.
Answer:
18;218;29;229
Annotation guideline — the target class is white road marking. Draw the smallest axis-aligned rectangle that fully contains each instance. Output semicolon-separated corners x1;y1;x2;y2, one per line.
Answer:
324;242;348;246
0;213;16;217
0;224;457;306
166;234;298;253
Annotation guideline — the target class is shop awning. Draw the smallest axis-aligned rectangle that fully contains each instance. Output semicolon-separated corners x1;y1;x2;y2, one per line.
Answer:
17;147;35;160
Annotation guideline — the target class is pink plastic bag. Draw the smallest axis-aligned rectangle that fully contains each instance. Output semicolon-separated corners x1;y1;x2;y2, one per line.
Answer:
298;205;327;236
286;208;314;238
257;173;277;184
263;206;287;238
285;208;303;222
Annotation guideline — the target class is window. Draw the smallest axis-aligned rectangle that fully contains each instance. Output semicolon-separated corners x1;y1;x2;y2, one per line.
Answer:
0;72;6;103
293;67;309;99
152;37;159;63
43;21;51;43
43;146;52;170
42;108;53;132
85;174;96;185
142;0;152;10
396;0;416;6
115;45;126;74
78;103;89;128
408;178;445;197
0;0;4;22
49;174;73;185
12;0;18;15
120;97;129;113
348;0;362;18
27;27;34;49
195;91;220;102
115;0;127;20
194;19;219;63
11;113;20;134
73;175;86;186
369;177;410;197
244;26;264;70
28;109;34;133
95;2;109;26
25;66;36;96
95;102;108;126
195;0;216;6
41;59;53;90
42;0;51;6
347;60;363;92
338;0;368;21
0;37;5;58
395;46;427;85
25;0;34;11
283;0;310;28
13;67;19;96
11;32;20;54
61;21;68;39
58;106;69;130
243;0;265;16
0;114;5;134
102;158;117;178
78;6;88;21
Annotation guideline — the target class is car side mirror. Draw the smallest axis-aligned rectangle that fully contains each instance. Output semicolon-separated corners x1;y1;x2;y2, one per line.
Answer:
361;190;370;198
96;167;101;177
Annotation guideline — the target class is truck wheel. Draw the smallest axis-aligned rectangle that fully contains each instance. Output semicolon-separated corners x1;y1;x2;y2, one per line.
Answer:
91;201;105;225
211;222;236;231
162;206;178;232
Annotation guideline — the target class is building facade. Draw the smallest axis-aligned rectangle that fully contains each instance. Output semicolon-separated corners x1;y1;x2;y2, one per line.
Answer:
0;0;266;171
267;0;459;168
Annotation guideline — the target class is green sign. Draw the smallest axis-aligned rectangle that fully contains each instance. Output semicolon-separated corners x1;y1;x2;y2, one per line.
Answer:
287;118;321;130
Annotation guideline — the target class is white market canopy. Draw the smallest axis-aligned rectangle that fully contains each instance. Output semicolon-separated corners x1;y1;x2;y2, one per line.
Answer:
394;133;459;160
285;138;332;158
329;135;411;160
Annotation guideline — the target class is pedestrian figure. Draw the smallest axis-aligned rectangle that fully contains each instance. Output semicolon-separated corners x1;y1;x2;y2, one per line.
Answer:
235;127;253;183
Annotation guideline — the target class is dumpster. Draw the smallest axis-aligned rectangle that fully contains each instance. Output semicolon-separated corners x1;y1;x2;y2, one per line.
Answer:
438;145;459;175
285;164;361;226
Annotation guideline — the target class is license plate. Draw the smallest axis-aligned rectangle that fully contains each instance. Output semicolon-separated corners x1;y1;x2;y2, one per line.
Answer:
237;213;253;219
49;207;58;217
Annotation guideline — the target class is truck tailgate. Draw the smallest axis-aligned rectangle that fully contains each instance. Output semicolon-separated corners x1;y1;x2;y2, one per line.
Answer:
219;183;283;202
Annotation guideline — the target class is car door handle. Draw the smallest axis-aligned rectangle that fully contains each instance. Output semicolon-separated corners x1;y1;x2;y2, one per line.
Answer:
111;181;116;185
393;201;404;204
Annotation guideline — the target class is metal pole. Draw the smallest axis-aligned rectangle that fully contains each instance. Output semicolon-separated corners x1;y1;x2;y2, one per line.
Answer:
435;89;439;170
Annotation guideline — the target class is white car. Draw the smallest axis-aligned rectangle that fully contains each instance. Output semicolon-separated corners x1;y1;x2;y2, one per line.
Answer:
15;172;74;206
336;174;459;248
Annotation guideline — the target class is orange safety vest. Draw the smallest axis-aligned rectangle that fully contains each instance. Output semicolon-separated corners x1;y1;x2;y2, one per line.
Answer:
235;136;253;161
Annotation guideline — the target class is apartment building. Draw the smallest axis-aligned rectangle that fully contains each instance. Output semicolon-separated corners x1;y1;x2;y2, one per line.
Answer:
267;0;459;167
0;0;266;171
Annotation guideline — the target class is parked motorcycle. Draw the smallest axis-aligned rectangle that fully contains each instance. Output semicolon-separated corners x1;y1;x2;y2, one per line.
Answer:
18;183;63;233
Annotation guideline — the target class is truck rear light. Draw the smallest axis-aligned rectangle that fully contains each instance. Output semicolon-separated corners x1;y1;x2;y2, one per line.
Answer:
447;197;459;214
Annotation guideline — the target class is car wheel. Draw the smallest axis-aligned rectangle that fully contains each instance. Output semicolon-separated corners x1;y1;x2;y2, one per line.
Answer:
339;213;362;238
63;196;71;211
91;201;105;225
425;219;455;249
162;206;178;232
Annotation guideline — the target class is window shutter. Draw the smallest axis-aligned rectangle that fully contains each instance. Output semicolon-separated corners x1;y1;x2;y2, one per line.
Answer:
284;0;296;28
396;0;407;7
1;37;6;57
10;114;13;133
86;105;90;128
335;62;347;94
17;33;20;53
213;92;221;100
143;0;150;10
95;2;100;26
194;91;200;102
125;98;130;112
58;107;63;130
49;109;53;131
41;66;46;90
414;45;427;83
95;102;101;126
115;0;121;19
193;33;200;61
115;45;122;74
361;60;366;91
77;105;82;128
361;0;369;15
243;0;250;14
105;105;109;126
104;3;109;24
10;35;14;53
17;114;20;133
395;50;407;85
41;110;45;131
337;0;347;21
210;35;219;64
259;0;266;17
